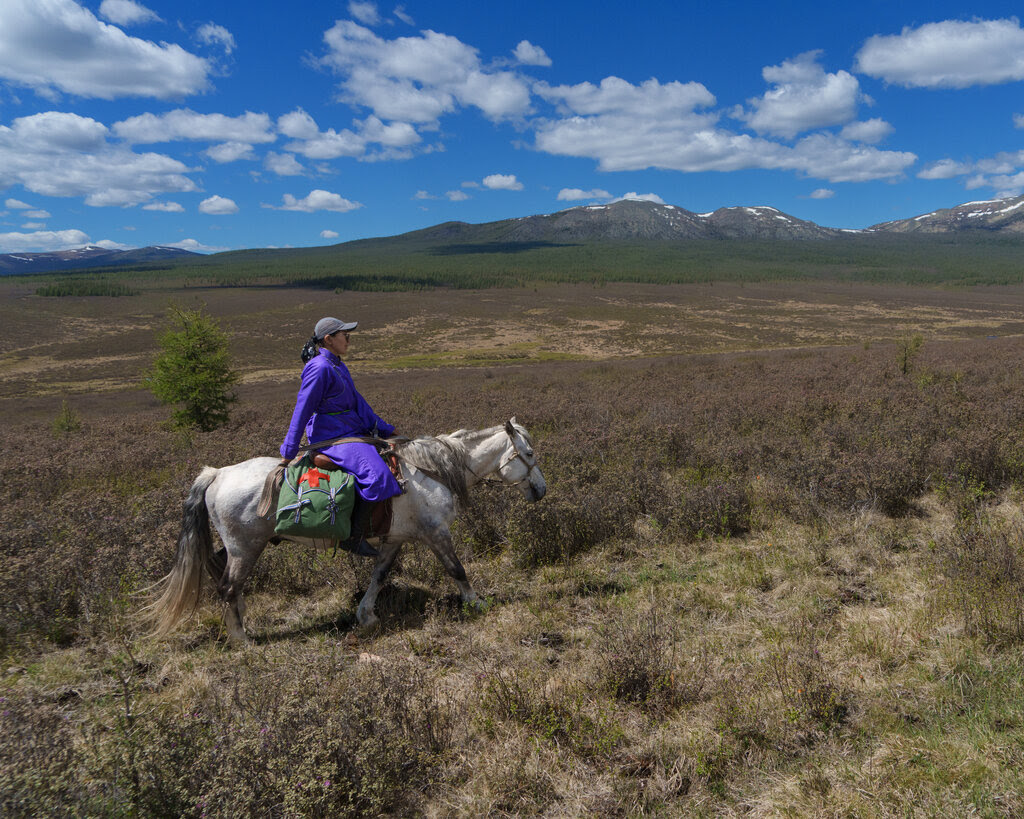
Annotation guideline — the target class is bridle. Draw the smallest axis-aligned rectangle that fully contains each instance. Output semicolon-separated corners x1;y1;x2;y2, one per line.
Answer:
498;432;538;486
472;424;539;487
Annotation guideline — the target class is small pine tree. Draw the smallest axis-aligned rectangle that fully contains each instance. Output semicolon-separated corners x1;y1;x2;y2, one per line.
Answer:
897;332;924;376
52;400;82;434
148;306;238;431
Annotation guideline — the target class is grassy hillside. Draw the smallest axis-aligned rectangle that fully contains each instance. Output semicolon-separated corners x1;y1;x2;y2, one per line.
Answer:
19;232;1024;292
4;327;1024;815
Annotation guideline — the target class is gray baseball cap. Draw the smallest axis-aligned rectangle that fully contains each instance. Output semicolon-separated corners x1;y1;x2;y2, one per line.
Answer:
314;316;358;339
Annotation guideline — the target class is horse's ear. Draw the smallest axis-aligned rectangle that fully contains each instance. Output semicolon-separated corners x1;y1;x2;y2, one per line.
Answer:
505;418;516;436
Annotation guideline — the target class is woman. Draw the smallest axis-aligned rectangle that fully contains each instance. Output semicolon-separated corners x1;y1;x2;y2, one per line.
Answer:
280;316;402;556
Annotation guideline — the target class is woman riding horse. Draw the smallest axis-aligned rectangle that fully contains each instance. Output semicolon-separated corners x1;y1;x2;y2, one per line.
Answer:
281;316;401;556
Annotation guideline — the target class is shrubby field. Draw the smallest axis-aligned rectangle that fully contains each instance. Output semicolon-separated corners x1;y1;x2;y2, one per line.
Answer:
3;279;1024;815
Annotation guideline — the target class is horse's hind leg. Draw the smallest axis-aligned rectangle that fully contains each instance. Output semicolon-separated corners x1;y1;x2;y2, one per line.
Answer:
218;538;267;644
356;541;403;630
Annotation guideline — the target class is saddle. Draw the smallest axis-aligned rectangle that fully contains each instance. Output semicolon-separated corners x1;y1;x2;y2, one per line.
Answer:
257;441;406;537
312;451;404;538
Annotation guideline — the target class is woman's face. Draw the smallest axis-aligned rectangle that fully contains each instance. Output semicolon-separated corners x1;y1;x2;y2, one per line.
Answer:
323;331;350;357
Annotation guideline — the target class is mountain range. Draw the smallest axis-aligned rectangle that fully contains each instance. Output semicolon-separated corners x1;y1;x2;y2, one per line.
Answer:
5;194;1024;276
0;244;199;275
867;197;1024;234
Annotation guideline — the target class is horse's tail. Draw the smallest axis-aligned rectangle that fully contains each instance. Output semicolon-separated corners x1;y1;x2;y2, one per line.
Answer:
142;466;222;636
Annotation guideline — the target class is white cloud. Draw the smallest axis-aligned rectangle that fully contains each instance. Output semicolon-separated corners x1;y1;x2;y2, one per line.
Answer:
991;172;1024;198
612;192;665;204
26;209;51;218
538;75;715;118
143;201;185;212
319;21;532;129
278;109;419;161
856;18;1024;88
356;115;420;150
98;0;160;26
205;142;256;163
446;190;470;201
278;109;321;140
199;195;238;214
92;239;132;249
915;150;1024;196
513;40;551;67
264;152;305;176
0;111;197;206
348;1;381;25
534;75;914;182
782;133;916;183
114;109;275;144
1015;113;1024;129
196;22;235;55
320;229;340;239
482;173;523;190
0;0;211;99
557;188;613;201
161;238;224;253
810;188;835;199
840;118;893;144
393;6;414;26
413;190;435;200
0;228;90;252
275;190;363;212
918;159;970;180
21;222;46;230
735;51;863;139
5;198;33;209
285;127;365;159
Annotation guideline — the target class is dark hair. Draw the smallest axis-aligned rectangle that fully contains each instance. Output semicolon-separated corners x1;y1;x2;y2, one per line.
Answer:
300;334;319;363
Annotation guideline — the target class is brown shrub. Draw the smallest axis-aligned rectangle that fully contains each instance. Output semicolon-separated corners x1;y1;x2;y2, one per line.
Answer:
596;606;709;711
1;654;460;818
938;513;1024;645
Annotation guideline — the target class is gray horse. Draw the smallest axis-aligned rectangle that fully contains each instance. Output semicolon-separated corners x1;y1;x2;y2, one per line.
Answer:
145;418;546;643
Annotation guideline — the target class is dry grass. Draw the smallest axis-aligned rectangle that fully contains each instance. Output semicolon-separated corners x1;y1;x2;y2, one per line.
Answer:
4;280;1024;815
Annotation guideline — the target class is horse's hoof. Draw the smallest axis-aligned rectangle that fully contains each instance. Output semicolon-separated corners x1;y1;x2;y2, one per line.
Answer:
461;595;491;616
356;613;380;633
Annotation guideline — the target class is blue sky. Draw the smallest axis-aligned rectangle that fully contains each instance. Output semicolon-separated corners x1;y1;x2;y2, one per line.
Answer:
2;0;1024;253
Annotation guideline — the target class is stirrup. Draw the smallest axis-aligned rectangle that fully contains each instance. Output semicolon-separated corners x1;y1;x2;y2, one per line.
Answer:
348;538;379;558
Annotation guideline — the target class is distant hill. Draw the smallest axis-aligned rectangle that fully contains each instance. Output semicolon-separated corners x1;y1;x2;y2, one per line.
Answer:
869;195;1024;234
0;245;200;275
7;194;1024;279
367;199;844;247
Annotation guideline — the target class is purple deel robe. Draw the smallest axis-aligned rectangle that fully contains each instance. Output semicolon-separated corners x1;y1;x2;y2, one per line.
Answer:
280;348;401;502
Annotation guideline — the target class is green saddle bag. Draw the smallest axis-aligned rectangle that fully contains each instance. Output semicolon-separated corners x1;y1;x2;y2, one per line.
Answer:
274;455;356;541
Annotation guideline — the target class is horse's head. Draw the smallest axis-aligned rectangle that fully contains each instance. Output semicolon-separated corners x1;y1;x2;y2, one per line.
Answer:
498;416;547;502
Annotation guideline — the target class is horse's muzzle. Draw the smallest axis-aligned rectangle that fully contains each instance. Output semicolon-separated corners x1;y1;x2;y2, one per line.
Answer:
526;471;547;502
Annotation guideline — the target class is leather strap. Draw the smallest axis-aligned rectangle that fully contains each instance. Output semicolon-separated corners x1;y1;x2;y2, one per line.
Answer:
296;434;410;452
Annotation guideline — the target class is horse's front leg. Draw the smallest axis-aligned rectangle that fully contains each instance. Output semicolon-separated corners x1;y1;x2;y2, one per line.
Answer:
356;541;403;630
423;527;480;609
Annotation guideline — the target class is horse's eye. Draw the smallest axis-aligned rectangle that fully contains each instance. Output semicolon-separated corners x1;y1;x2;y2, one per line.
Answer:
526;450;534;458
